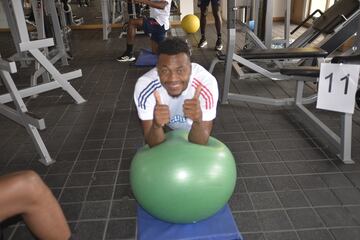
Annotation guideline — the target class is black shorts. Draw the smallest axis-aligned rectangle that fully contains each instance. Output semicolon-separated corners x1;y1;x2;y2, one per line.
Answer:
143;18;167;43
199;0;220;7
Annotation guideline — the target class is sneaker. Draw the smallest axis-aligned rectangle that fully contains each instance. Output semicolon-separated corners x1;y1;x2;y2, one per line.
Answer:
198;38;207;48
215;38;223;51
116;54;136;62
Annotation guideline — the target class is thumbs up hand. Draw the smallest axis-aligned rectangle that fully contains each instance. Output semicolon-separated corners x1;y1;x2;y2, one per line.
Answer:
183;85;202;123
153;91;170;128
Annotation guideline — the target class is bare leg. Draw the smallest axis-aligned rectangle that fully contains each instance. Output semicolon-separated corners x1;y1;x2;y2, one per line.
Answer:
0;171;71;240
127;18;144;45
199;5;207;37
211;3;222;37
150;40;159;54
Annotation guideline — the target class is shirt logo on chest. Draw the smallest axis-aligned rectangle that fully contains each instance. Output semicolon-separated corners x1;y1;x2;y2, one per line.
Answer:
170;115;187;123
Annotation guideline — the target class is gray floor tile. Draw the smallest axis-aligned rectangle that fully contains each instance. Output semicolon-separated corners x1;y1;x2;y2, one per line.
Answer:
345;172;360;187
295;175;327;189
66;173;93;187
237;163;266;177
74;221;106;240
61;203;83;221
332;188;360;205
320;173;354;188
262;162;290;175
233;212;261;232
250;192;282;210
233;152;259;164
110;199;137;218
257;210;293;231
234;179;248;193
297;229;334;240
60;187;88;203
270;176;300;191
304;189;341;206
286;208;324;229
44;174;68;188
105;219;136;239
330;227;360;240
277;191;310;208
264;231;299;240
72;160;97;173
229;193;254;211
242;232;265;240
256;151;282;162
80;201;110;220
86;186;114;201
315;207;359;227
96;160;120;172
92;172;117;186
244;177;273;192
345;206;360;224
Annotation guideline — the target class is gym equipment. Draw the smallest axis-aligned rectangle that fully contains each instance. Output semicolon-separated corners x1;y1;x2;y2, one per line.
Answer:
130;130;237;223
2;0;85;101
214;0;358;163
61;0;84;26
1;0;86;165
181;14;200;33
239;0;360;54
3;0;76;87
0;56;54;165
134;49;158;66
101;0;145;40
137;204;243;240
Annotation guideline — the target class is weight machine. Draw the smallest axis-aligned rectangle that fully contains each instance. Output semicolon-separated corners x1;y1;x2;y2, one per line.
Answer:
0;56;54;165
216;0;357;163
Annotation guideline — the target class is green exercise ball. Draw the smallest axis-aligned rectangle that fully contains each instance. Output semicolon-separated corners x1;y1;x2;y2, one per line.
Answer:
130;130;237;223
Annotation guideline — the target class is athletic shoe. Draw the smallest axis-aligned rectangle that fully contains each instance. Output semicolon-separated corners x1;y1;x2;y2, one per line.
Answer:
116;54;135;62
215;38;223;51
198;37;208;48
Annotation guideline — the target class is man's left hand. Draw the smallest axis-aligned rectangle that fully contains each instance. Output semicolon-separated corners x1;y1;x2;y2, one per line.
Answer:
183;85;202;123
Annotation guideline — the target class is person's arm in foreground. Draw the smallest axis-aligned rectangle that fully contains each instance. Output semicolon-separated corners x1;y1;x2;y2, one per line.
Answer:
135;0;168;10
0;171;71;240
142;91;169;147
184;85;213;145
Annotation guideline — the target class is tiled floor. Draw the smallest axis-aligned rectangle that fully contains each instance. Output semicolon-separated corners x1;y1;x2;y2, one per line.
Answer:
1;22;360;240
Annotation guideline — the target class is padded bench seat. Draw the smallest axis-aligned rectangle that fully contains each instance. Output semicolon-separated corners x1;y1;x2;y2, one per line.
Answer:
280;54;360;78
280;66;320;78
238;47;328;59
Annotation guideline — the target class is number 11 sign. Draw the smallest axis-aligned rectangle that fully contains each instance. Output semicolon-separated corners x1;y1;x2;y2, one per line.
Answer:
317;63;360;114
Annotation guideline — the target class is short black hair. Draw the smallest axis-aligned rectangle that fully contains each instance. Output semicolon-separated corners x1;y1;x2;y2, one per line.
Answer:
158;37;191;57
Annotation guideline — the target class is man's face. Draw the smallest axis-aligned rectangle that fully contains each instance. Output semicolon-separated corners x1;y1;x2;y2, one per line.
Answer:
157;53;191;97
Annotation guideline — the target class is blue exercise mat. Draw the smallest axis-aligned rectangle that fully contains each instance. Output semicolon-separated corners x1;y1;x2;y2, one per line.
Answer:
137;204;243;240
135;49;158;66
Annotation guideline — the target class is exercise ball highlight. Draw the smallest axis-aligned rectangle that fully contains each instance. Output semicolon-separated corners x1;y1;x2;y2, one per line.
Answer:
181;14;200;33
130;130;237;223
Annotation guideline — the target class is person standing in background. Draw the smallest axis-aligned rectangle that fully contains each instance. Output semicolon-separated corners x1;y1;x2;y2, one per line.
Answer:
197;0;223;51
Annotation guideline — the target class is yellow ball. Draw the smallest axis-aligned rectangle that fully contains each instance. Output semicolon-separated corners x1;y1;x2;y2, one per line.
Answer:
181;14;200;34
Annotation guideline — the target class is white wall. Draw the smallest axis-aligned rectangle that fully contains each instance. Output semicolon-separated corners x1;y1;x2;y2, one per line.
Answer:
0;3;9;28
180;0;195;19
273;0;286;18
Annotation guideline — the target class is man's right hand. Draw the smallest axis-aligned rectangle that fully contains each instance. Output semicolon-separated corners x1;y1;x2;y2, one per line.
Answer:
153;91;170;128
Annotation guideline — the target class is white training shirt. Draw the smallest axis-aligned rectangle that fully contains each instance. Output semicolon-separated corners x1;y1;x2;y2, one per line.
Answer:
150;0;171;30
134;63;219;131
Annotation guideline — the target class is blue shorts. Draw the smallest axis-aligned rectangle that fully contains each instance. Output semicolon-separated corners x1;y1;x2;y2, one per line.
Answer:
199;0;220;7
143;18;166;43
